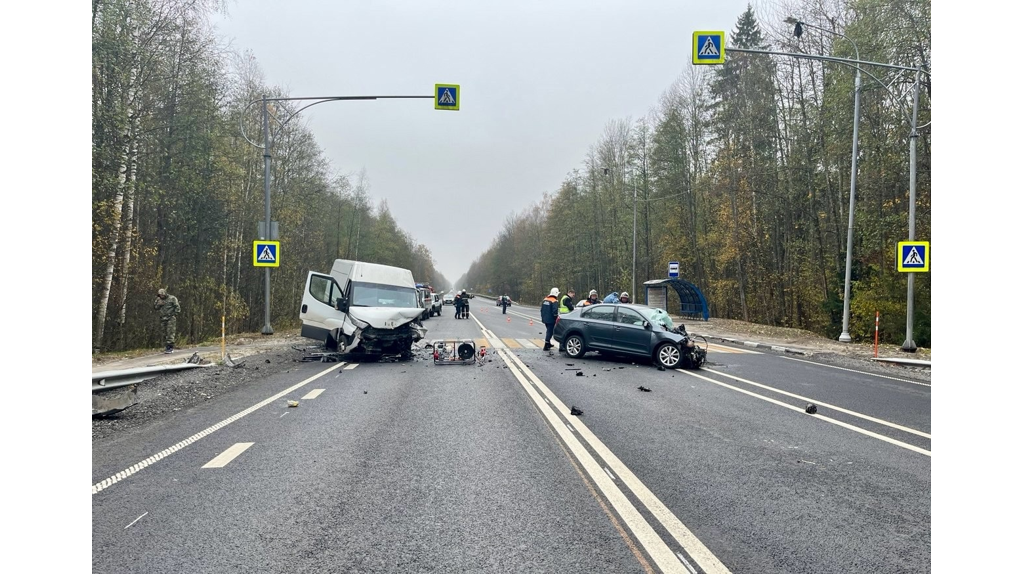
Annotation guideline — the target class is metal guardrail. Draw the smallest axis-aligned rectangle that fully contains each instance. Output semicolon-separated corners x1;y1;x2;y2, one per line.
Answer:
92;363;209;391
92;362;211;416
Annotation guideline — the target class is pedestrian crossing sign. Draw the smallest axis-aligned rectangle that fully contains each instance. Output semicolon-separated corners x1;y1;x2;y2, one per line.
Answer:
253;240;280;268
896;241;929;272
693;31;726;65
435;84;460;111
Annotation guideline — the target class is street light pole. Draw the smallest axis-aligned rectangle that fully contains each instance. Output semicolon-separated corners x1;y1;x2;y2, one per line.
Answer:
240;93;436;336
789;19;861;343
632;173;637;300
261;96;273;334
901;67;922;352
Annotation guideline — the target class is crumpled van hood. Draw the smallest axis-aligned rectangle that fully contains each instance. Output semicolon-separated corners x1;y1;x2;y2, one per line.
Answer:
348;307;423;329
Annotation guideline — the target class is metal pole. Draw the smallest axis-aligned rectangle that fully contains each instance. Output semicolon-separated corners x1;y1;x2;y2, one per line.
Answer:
261;97;274;335
901;68;922;352
838;68;862;342
632;176;637;299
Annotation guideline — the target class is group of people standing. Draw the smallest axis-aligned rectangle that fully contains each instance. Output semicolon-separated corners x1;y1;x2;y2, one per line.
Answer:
453;289;472;319
538;287;632;350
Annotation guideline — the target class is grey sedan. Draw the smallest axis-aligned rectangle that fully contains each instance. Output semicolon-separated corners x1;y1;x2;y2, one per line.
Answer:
552;304;706;369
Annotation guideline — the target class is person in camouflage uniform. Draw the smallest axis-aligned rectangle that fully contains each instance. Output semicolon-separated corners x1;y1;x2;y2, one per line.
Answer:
154;288;181;353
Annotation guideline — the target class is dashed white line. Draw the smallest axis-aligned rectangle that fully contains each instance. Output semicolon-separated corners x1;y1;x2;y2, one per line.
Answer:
92;362;346;494
604;467;617;481
280;412;289;418
344;364;358;370
301;389;325;400
566;423;576;432
124;512;148;529
201;442;254;469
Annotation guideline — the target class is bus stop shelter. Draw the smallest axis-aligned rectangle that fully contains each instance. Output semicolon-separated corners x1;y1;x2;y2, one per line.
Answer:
643;278;709;321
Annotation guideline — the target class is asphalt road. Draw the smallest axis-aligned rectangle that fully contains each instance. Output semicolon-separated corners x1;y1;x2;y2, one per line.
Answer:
93;302;930;573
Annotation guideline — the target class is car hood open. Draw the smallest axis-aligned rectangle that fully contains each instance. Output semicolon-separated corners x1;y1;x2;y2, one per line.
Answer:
348;307;424;329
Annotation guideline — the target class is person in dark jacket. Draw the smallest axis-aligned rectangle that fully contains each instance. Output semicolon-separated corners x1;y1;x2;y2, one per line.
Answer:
540;287;560;350
498;294;510;314
618;291;631;304
459;290;472;319
453;292;463;319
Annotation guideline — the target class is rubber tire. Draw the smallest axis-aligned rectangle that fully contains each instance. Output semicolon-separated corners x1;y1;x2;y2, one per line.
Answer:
564;334;585;358
655;343;682;369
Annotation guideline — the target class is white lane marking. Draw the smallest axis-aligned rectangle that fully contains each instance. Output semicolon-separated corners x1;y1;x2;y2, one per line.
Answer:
516;338;538;349
701;367;931;439
280;412;289;418
92;362;346;494
780;355;930;387
503;351;732;574
344;364;358;370
676;552;698;574
566;423;576;432
604;467;617;481
497;349;693;573
677;369;931;456
202;442;254;469
302;389;325;400
124;512;148;530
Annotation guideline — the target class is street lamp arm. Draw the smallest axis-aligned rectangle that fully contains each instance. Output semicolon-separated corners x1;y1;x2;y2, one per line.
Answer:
790;19;859;62
239;98;268;149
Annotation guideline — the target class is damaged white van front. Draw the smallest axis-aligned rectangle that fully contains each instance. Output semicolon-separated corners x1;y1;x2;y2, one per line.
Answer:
299;260;427;358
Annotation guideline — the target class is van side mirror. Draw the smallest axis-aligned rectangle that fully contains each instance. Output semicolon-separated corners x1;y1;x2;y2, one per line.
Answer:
335;296;349;312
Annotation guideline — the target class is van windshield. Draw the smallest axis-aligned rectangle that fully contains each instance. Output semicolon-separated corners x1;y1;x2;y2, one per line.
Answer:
350;282;420;308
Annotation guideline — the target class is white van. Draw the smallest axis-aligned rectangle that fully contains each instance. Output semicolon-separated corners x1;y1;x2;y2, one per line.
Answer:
299;259;427;358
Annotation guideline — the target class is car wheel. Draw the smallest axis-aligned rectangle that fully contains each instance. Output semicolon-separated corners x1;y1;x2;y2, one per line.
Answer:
564;334;585;358
655;343;682;369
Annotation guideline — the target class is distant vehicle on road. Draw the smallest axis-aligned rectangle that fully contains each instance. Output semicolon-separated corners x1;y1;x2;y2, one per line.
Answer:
552;304;706;369
443;292;455;305
430;293;443;316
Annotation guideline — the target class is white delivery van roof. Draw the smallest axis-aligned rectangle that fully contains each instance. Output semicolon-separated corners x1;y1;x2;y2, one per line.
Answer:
329;259;416;290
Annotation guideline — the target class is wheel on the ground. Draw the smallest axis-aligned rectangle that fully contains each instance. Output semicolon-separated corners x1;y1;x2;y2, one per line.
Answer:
564;334;585;358
655;343;682;369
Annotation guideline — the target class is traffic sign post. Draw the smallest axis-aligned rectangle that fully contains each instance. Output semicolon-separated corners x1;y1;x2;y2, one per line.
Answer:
668;261;680;278
896;241;929;272
435;84;460;111
692;31;726;65
253;240;281;268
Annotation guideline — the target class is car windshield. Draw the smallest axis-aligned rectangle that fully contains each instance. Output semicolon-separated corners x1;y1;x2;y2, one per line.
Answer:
638;307;674;331
350;282;420;308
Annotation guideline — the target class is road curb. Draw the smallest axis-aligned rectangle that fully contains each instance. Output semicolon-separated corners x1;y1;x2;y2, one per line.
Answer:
696;335;811;356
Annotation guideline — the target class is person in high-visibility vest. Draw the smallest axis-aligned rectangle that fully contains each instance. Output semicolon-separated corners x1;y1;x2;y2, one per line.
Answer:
558;289;576;314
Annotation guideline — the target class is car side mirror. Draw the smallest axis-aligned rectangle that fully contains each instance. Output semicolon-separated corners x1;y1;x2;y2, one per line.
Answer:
335;297;349;312
644;321;651;330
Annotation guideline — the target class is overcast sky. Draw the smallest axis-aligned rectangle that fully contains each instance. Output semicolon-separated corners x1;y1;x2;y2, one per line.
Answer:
212;0;767;283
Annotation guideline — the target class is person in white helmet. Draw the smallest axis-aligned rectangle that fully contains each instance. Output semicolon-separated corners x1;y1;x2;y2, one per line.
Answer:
540;287;560;350
579;289;600;307
618;291;631;304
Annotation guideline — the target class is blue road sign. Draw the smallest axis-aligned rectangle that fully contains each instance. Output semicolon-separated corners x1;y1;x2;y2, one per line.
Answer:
669;261;680;278
253;240;280;267
896;241;929;272
435;84;460;111
692;31;726;65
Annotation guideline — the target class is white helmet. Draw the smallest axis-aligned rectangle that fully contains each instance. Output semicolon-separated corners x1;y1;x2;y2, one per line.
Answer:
549;287;560;297
620;292;629;298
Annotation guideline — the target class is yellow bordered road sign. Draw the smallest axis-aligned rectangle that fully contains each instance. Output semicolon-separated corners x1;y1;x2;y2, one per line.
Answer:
896;241;929;272
253;240;280;267
435;84;460;111
693;31;726;65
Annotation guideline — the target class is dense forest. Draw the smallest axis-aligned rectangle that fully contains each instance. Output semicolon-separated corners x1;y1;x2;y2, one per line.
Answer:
459;0;930;346
91;0;449;352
